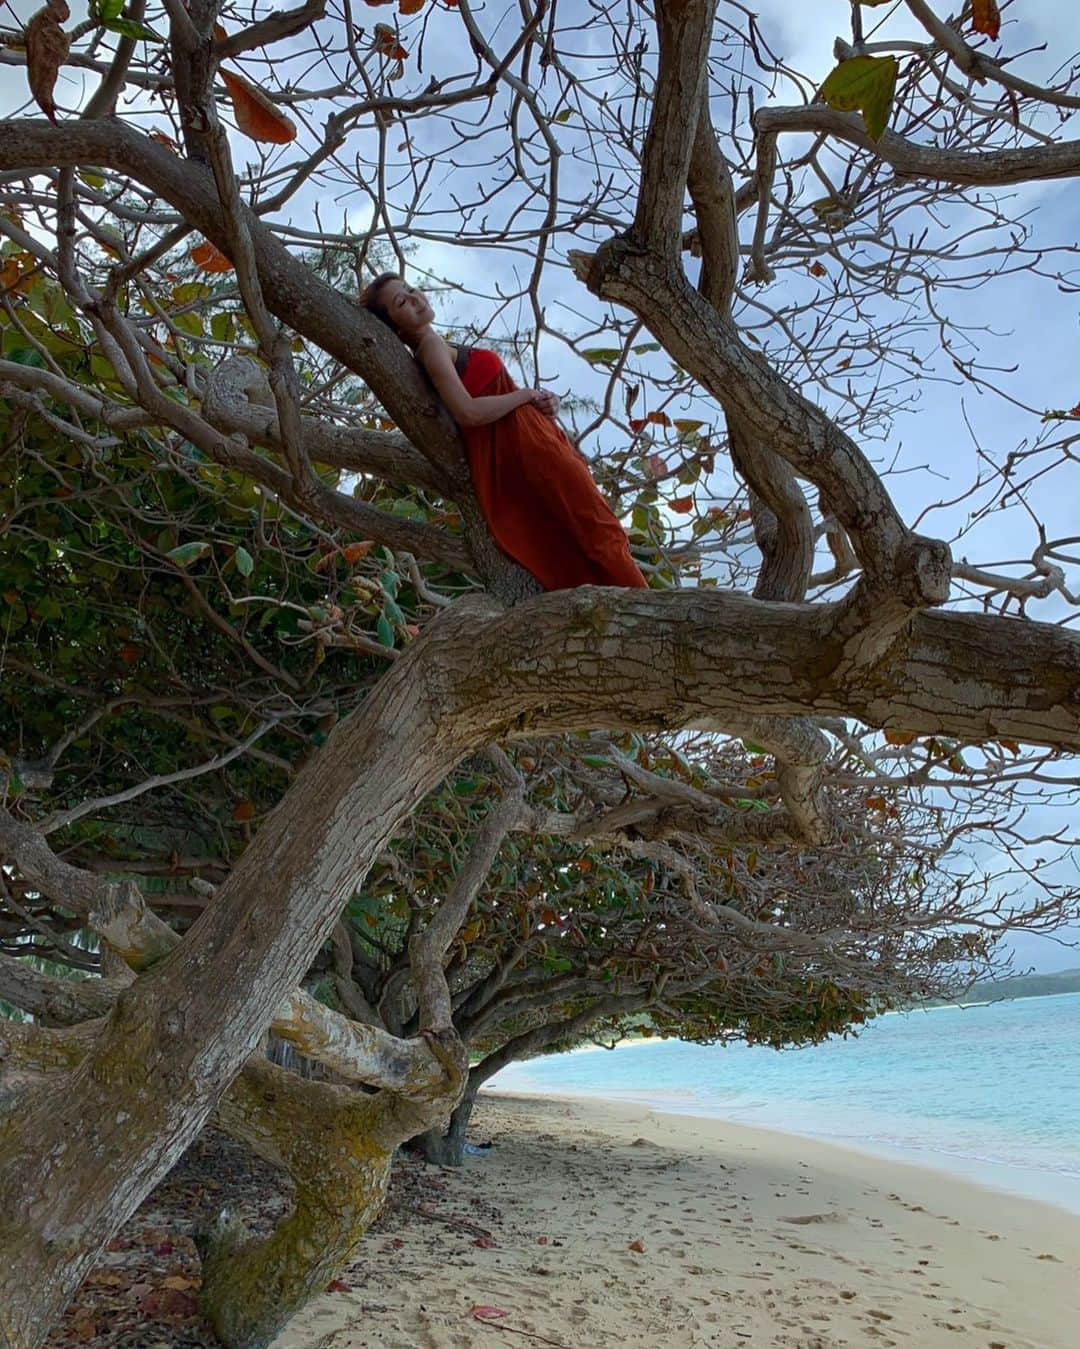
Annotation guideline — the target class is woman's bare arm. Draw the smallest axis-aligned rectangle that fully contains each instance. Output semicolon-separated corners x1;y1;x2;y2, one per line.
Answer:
416;334;549;427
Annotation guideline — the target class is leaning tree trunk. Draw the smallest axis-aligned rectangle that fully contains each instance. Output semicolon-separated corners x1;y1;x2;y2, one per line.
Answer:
0;597;501;1349
0;996;466;1349
200;1036;465;1349
413;1080;481;1168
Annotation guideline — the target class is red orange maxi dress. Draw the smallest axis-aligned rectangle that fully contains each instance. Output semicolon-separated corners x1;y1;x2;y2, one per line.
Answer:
456;346;648;591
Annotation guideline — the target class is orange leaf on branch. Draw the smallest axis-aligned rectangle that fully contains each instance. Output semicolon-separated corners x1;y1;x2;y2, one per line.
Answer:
669;496;694;514
0;255;35;295
971;0;1001;40
220;68;297;144
884;730;916;746
399;0;425;12
24;0;70;124
191;240;235;273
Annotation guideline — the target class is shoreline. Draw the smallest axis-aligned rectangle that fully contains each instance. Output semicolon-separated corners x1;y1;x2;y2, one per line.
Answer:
274;1089;1080;1348
485;1082;1080;1217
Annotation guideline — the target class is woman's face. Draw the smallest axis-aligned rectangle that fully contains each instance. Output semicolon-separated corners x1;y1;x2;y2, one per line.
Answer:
378;279;434;338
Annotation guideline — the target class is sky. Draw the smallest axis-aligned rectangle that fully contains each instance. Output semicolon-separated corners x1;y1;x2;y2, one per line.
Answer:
1;0;1078;970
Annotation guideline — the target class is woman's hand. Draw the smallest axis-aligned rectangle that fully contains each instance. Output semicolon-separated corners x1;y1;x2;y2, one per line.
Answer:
527;388;560;418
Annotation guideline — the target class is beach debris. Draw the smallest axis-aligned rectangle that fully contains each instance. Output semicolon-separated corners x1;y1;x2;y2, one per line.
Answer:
406;1202;493;1239
471;1304;509;1320
628;1239;646;1253
325;1279;352;1292
473;1235;498;1248
137;1285;199;1319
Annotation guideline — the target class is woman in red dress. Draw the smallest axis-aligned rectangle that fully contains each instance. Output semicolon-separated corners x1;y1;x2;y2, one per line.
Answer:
358;274;647;592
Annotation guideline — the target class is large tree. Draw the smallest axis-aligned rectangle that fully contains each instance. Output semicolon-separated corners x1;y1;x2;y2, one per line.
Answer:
1;0;1079;1345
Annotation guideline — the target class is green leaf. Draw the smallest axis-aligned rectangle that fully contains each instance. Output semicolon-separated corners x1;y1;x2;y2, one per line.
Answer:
554;108;574;124
172;311;204;338
234;545;254;578
166;541;211;568
632;342;661;356
741;740;768;755
376;612;395;647
820;54;898;142
171;282;211;306
581;755;612;770
78;169;106;189
6;347;46;368
102;16;164;40
581;348;621;365
379;569;400;599
210;311;234;342
383;595;404;626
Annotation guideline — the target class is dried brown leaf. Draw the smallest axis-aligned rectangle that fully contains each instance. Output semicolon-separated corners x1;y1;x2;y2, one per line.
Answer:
24;0;70;123
972;0;1001;40
220;69;297;144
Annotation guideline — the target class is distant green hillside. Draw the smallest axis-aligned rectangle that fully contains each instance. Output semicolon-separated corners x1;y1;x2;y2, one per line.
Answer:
919;967;1080;1007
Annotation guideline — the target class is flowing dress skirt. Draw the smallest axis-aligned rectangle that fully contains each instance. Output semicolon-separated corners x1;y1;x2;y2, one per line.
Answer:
460;349;648;591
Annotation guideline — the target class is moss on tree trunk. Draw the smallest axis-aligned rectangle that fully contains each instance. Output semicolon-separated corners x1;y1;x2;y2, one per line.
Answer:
201;1046;465;1347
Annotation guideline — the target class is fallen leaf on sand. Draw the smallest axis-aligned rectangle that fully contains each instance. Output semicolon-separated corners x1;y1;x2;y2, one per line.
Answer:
628;1239;645;1253
325;1278;352;1292
138;1286;198;1318
163;1274;199;1290
473;1235;497;1248
471;1304;509;1320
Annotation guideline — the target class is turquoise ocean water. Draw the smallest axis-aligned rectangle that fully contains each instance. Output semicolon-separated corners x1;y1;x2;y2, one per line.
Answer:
490;991;1080;1212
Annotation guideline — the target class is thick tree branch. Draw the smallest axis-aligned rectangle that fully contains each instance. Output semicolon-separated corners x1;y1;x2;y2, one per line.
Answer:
686;95;740;319
754;106;1080;186
571;239;948;600
202;356;443;492
632;0;717;253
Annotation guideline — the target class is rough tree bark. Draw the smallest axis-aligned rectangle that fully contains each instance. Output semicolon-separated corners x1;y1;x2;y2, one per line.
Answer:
2;583;1080;1342
200;1042;464;1348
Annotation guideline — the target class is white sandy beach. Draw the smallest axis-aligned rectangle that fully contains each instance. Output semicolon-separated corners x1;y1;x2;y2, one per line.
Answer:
273;1090;1080;1348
